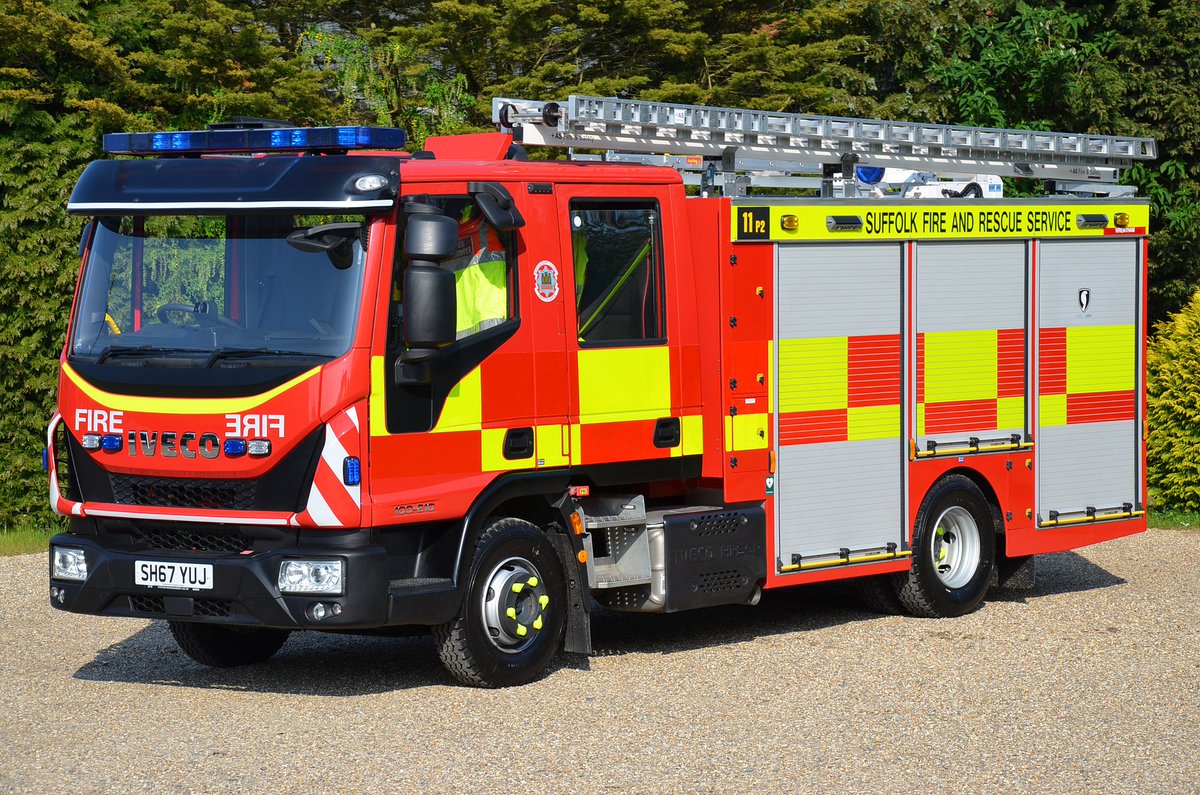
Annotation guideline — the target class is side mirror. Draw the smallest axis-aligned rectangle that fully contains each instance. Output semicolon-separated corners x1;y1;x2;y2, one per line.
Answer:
405;209;458;260
402;263;456;361
468;182;525;231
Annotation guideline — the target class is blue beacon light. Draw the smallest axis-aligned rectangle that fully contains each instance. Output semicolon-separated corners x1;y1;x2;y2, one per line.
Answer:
103;126;405;156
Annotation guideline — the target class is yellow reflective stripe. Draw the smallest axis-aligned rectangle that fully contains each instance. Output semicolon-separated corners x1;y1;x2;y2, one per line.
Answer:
724;413;768;452
733;203;1150;243
1067;324;1135;394
916;402;926;436
370;356;389;437
63;362;318;415
577;347;671;424
923;330;997;403
997;396;1025;429
777;337;847;412
570;423;582;465
535;424;570;467
766;340;775;414
481;427;537;472
1039;393;1067;427
848;404;899;441
680;414;704;457
433;367;482;433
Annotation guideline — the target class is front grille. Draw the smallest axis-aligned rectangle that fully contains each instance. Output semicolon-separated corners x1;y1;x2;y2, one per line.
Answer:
130;595;163;613
110;474;256;510
128;595;232;617
130;525;250;554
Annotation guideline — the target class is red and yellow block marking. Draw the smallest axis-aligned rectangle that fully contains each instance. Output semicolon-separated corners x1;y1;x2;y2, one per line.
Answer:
1038;325;1135;426
916;328;1024;436
777;334;901;445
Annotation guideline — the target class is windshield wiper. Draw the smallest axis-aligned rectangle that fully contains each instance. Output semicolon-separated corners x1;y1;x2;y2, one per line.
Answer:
93;345;198;364
204;347;335;368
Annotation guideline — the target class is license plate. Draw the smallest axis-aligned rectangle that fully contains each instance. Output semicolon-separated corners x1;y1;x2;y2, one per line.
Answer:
134;560;214;591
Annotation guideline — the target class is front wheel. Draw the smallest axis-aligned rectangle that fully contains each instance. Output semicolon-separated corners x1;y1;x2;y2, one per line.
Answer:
168;621;291;667
897;474;996;618
434;518;567;687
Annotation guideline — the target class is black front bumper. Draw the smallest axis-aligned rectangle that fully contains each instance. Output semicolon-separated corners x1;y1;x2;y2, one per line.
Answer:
48;532;461;630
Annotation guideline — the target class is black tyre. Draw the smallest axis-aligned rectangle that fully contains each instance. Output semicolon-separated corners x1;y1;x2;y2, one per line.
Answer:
168;621;291;667
855;574;904;615
434;517;566;687
897;474;996;618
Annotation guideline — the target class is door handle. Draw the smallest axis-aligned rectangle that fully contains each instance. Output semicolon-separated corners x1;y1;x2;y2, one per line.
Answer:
653;417;681;448
503;427;534;460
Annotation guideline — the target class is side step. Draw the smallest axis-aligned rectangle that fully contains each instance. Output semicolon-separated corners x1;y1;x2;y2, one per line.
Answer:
578;496;767;613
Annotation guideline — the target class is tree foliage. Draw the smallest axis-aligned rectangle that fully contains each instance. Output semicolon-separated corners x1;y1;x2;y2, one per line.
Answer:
4;0;1200;522
1147;291;1200;510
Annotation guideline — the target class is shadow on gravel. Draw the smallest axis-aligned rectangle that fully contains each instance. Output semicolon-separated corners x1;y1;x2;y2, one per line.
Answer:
990;550;1126;603
71;550;1123;693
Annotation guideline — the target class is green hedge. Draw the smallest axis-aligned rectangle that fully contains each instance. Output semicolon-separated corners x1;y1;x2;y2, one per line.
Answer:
1147;290;1200;510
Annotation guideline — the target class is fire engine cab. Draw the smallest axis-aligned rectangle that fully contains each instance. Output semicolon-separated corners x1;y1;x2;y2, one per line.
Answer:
47;96;1156;686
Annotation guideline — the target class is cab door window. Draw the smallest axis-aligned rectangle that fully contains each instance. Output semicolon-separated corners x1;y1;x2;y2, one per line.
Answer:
570;200;665;344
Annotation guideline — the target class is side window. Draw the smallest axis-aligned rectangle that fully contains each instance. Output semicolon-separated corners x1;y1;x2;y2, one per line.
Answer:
388;196;515;351
570;200;665;344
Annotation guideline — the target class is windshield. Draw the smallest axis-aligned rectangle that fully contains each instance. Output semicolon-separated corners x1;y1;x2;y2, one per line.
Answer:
70;214;369;365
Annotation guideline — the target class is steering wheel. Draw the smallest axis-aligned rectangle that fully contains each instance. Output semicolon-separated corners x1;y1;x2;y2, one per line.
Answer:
156;302;240;328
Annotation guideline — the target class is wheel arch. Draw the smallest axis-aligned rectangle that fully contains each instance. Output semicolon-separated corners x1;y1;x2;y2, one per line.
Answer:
927;465;1005;538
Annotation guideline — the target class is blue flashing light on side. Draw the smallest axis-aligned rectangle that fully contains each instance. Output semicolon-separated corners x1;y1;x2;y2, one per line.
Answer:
42;448;49;473
103;125;406;156
343;457;361;487
224;439;247;457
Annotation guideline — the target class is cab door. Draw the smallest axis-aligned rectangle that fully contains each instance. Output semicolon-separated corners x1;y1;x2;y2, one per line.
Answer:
554;185;686;480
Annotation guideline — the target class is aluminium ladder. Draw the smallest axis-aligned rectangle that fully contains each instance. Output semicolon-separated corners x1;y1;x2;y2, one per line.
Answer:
492;95;1157;197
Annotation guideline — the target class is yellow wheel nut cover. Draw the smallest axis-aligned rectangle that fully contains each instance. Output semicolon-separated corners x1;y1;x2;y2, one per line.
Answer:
511;582;524;593
516;624;528;637
538;594;549;610
506;607;517;619
532;616;543;631
527;576;538;588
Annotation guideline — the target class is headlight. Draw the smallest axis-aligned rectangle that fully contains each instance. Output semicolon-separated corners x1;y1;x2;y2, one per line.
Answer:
52;546;88;581
278;560;344;594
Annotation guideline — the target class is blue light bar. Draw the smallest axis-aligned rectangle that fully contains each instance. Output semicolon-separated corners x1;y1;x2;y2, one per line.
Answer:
101;434;122;452
224;439;247;457
103;126;406;156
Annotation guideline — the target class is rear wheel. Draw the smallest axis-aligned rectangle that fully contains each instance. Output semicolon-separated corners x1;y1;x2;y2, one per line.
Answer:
434;518;566;687
168;621;291;667
897;474;996;618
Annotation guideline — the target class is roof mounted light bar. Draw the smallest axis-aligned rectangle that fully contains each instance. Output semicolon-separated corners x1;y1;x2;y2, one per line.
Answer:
102;125;406;156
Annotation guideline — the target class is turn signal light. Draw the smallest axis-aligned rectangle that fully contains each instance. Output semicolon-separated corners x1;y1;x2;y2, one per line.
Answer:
780;214;800;231
570;511;584;536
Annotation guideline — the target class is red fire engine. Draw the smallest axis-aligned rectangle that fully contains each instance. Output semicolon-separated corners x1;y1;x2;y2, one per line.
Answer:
47;96;1156;686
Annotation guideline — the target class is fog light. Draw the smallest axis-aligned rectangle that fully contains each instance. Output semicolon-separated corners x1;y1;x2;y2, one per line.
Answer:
247;439;271;456
308;602;329;621
52;546;87;581
81;434;102;450
50;586;59;598
278;559;344;594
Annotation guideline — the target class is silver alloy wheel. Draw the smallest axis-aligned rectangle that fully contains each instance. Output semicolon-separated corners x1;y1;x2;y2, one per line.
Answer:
479;556;550;654
930;505;981;589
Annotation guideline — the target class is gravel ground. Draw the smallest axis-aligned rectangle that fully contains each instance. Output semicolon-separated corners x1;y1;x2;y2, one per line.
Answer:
1;529;1197;794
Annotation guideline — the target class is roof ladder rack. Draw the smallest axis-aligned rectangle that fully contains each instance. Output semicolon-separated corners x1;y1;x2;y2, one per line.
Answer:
492;95;1157;197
